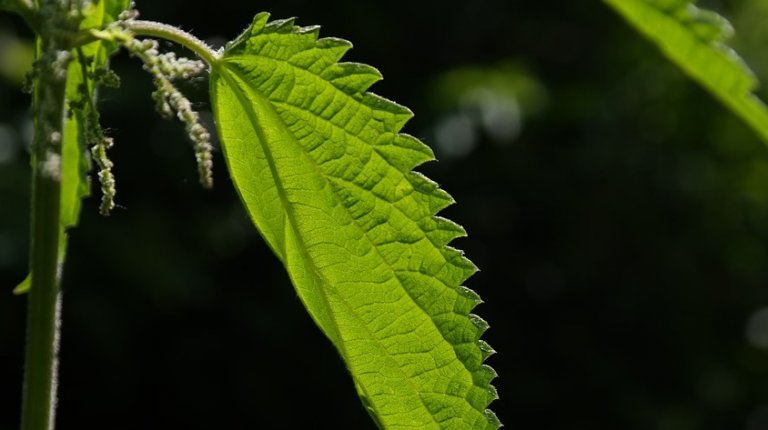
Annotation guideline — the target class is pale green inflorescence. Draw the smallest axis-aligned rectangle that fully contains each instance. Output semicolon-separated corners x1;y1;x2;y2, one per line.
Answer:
119;34;214;188
91;9;215;190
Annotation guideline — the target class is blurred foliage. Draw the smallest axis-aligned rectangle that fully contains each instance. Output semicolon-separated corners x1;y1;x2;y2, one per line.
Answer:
604;0;768;145
426;62;546;157
0;31;32;86
3;0;768;429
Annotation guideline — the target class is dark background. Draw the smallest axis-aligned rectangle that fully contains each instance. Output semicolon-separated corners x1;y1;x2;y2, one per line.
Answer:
3;0;768;428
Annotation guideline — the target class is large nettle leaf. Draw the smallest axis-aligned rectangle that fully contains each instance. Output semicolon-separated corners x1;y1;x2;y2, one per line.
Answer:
604;0;768;144
210;13;499;429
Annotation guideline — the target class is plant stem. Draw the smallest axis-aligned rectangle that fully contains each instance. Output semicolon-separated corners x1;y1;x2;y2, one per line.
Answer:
124;20;220;65
20;1;73;429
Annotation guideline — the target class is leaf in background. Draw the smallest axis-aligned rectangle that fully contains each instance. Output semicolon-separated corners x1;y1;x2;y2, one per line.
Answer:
210;13;499;429
604;0;768;144
0;34;34;86
0;0;24;14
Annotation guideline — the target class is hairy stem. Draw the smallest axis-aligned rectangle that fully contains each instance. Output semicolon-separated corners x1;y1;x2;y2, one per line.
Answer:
20;1;73;429
123;20;219;65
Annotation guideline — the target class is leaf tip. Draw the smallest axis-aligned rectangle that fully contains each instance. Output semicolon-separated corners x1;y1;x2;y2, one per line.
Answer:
484;409;503;428
251;11;271;32
478;340;497;360
12;273;31;295
469;313;490;338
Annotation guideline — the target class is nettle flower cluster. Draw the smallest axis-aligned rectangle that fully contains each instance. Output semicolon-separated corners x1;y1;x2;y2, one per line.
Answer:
76;9;214;215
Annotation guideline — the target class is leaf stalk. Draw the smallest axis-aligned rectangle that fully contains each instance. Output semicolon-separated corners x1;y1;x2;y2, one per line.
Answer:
123;20;219;65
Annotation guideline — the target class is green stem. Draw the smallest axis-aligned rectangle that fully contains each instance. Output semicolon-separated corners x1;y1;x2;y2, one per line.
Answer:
20;1;72;429
124;20;220;65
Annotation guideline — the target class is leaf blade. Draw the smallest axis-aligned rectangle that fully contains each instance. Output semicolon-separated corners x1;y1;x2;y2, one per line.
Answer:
211;13;499;429
604;0;768;144
61;0;129;230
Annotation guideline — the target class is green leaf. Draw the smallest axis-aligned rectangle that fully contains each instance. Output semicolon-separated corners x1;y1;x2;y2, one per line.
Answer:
0;0;23;14
210;13;499;429
13;273;31;295
604;0;768;144
60;64;91;233
61;0;129;229
63;2;128;229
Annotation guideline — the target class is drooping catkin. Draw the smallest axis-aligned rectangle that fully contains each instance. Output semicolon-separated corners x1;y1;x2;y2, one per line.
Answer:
91;136;116;215
116;20;214;189
72;8;215;218
72;47;118;216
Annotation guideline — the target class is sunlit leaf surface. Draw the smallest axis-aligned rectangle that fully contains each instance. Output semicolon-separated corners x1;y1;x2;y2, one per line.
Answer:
210;12;499;429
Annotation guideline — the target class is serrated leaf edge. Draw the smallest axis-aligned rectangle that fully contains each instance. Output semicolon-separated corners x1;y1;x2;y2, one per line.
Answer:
215;12;500;428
